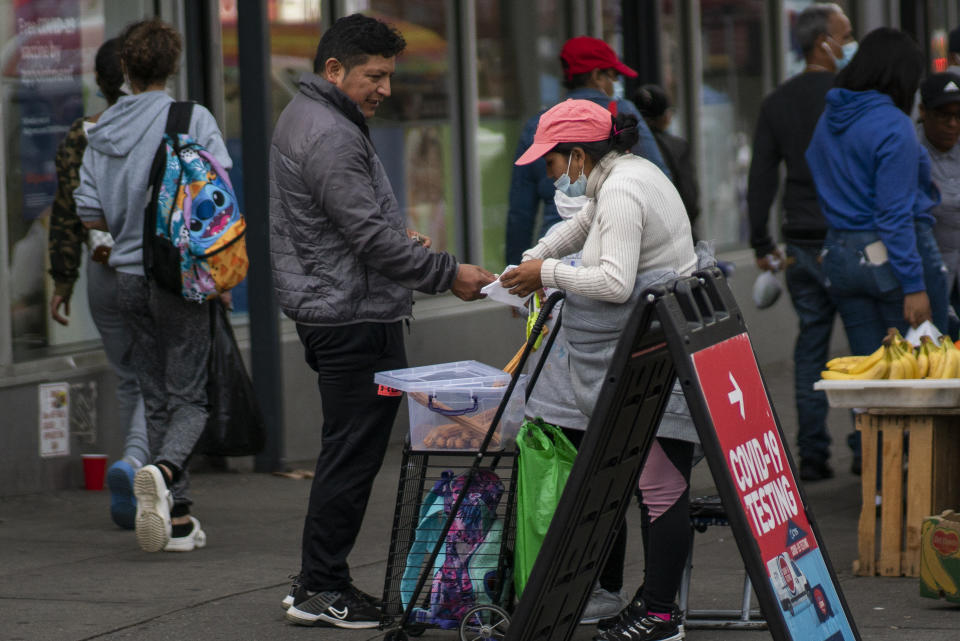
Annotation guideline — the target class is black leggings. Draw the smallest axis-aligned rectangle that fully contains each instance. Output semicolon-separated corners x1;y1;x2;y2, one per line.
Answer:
636;438;694;613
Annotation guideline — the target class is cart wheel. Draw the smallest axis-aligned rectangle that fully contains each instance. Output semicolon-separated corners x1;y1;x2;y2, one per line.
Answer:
406;623;426;637
459;605;510;641
383;629;408;641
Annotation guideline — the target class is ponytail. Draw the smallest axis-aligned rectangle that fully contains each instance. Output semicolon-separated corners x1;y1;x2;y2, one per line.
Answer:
611;113;639;153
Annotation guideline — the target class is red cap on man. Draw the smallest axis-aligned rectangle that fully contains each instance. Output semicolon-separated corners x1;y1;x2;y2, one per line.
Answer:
560;36;638;81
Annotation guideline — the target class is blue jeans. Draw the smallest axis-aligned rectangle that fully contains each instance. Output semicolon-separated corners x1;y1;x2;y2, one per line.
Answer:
784;244;835;463
823;225;949;457
822;224;948;355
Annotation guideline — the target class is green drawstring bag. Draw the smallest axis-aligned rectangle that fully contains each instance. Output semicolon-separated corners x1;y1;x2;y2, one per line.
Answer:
514;418;578;596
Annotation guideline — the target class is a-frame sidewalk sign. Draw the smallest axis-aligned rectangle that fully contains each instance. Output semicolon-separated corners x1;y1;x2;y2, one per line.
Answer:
505;268;859;641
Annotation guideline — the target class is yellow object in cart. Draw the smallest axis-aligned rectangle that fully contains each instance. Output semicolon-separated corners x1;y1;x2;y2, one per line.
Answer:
920;511;960;603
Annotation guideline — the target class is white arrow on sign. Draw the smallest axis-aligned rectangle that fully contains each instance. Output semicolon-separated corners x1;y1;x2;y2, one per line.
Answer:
727;372;745;419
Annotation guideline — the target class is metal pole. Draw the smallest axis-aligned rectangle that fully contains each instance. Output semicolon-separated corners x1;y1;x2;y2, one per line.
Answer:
237;0;285;473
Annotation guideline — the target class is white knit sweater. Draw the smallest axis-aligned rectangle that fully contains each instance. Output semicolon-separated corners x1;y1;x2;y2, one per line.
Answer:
523;151;697;303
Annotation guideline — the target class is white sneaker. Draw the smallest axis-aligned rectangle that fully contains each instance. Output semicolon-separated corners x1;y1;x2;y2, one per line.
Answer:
163;516;207;552
133;465;172;552
580;585;627;624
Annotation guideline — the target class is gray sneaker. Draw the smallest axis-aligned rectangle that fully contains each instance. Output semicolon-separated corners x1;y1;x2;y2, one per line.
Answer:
581;585;627;624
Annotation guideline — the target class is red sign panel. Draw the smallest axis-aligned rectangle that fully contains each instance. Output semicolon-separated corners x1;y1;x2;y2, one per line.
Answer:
690;333;855;640
691;333;812;560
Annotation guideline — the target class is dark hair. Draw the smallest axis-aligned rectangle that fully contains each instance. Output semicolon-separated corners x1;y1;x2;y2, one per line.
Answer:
835;27;923;114
95;37;125;104
635;84;670;119
949;25;960;55
120;19;182;90
795;3;842;56
313;13;406;75
551;113;640;162
561;66;615;91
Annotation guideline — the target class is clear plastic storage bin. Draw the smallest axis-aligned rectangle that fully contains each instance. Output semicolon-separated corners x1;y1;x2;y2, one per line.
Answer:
375;361;526;452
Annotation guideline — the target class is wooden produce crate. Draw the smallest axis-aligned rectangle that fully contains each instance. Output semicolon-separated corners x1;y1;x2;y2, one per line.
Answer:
855;410;960;577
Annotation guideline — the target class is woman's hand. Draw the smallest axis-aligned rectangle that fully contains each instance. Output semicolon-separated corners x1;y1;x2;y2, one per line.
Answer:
903;291;932;328
499;260;544;297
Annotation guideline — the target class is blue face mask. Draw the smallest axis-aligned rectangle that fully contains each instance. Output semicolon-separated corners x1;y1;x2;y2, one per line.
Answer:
554;154;587;197
825;38;857;72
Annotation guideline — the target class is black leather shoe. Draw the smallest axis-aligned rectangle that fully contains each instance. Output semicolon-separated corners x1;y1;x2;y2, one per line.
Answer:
799;458;834;481
850;455;862;476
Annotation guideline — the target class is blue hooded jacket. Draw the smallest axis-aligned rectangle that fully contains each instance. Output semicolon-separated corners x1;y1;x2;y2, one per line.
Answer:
806;88;938;293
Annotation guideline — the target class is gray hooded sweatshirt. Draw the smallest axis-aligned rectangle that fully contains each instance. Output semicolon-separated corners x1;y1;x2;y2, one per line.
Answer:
74;91;231;275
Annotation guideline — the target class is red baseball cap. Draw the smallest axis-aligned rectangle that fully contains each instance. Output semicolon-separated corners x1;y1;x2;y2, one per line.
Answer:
515;99;613;166
560;36;638;81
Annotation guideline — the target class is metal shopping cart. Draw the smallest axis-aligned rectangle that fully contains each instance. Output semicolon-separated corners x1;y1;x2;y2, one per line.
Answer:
379;292;565;641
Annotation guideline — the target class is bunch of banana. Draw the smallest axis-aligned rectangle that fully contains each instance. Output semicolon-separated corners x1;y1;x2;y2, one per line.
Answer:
820;328;960;380
926;335;960;378
885;334;919;379
823;344;888;379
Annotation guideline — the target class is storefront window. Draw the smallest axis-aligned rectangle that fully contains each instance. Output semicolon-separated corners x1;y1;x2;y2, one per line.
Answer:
477;0;563;269
699;0;765;250
219;0;322;314
5;0;144;361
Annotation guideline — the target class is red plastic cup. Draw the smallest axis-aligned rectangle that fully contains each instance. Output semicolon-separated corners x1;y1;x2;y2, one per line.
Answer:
82;454;108;491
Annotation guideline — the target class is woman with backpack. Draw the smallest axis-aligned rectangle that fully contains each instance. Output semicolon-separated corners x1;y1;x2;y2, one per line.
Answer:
48;38;150;532
501;99;710;641
74;18;231;553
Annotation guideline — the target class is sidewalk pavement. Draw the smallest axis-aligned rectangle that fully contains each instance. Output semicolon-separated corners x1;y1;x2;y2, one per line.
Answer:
2;358;959;641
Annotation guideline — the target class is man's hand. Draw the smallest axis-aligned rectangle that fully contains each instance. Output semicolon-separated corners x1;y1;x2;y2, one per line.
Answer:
50;295;70;326
755;248;785;272
407;228;432;249
499;260;544;297
451;264;495;301
904;291;932;328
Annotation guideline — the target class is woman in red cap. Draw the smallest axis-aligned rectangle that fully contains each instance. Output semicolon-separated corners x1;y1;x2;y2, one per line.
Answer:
502;98;706;641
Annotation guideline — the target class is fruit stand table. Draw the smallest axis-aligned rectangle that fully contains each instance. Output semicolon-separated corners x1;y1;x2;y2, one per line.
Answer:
814;379;960;578
854;409;960;577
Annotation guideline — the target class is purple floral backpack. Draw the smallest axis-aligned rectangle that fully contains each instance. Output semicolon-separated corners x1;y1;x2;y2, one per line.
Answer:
426;469;504;628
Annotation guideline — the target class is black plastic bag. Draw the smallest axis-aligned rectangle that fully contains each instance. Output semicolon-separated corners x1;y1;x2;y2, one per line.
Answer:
197;300;266;457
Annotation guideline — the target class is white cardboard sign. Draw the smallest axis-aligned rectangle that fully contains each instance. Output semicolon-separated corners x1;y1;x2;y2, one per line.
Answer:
38;382;70;458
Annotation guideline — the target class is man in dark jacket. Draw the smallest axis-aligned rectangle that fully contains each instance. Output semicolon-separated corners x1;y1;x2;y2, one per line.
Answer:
747;3;854;481
270;14;493;629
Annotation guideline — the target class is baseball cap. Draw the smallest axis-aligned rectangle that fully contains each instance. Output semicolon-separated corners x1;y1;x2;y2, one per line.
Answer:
515;99;613;166
560;36;638;81
920;72;960;109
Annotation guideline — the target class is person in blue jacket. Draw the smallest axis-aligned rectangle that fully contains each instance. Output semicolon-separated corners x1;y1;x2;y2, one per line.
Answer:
806;28;948;474
807;27;948;349
505;36;670;265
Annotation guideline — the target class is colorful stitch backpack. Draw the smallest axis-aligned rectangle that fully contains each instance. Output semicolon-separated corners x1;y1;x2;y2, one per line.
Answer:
144;102;248;302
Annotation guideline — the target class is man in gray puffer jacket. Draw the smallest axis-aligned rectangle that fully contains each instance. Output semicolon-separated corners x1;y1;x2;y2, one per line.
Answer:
270;14;494;629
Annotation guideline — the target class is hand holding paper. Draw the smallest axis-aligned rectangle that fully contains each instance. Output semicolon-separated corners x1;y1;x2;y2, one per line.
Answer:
480;264;535;309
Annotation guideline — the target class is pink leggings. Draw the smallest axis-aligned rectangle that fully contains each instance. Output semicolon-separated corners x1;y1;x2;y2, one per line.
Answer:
638;439;689;522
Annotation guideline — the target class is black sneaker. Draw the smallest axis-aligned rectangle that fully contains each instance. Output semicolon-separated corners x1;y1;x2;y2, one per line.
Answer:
594;605;683;641
346;583;383;609
799;458;834;482
281;574;301;610
286;587;380;629
598;600;684;636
